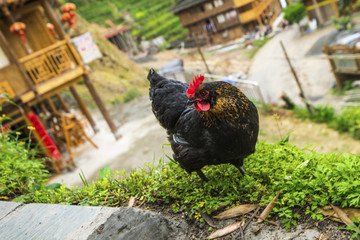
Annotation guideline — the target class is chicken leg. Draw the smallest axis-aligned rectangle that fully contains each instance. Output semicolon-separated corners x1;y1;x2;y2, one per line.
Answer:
196;170;209;182
236;158;246;176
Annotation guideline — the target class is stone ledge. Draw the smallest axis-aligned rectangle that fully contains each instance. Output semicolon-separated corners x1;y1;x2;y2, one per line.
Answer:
0;201;188;240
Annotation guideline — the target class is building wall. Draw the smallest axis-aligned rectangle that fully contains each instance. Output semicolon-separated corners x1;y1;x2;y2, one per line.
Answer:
0;7;55;59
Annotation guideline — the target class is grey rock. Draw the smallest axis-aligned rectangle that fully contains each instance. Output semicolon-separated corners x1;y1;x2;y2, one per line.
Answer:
0;202;188;240
87;207;188;240
0;202;22;220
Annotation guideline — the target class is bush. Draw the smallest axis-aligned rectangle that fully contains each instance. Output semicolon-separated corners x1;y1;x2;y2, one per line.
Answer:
0;122;49;199
337;107;360;139
282;3;306;24
16;141;360;228
332;16;353;31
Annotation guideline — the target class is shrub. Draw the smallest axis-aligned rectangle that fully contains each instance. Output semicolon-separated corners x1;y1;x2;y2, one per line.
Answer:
337;107;360;139
282;3;306;24
0;121;49;199
17;141;360;228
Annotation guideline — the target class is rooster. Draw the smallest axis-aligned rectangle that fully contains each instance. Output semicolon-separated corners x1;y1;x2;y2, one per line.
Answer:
148;69;259;181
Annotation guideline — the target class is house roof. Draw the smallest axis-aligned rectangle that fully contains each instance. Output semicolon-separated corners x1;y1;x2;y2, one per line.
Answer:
169;0;208;14
104;25;131;39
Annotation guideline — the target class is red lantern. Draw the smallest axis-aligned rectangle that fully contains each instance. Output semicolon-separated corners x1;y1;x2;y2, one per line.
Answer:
61;3;76;29
10;22;26;44
61;3;76;13
61;12;74;27
46;23;56;39
10;22;32;53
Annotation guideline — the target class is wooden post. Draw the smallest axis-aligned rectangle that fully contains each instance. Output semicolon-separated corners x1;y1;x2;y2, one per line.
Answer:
41;0;66;40
69;86;99;134
46;97;58;114
192;33;211;74
56;93;70;113
83;73;120;140
280;41;313;115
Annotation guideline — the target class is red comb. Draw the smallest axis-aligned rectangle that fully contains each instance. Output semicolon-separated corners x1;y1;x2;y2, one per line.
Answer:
186;75;204;98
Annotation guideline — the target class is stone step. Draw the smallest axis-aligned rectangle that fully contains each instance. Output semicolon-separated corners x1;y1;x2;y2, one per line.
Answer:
0;201;188;240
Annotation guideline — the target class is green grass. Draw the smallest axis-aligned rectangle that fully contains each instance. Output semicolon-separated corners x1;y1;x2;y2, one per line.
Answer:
10;140;360;229
0;122;49;199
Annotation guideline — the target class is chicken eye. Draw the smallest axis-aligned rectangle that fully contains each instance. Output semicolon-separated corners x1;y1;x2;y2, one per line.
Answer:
199;90;207;96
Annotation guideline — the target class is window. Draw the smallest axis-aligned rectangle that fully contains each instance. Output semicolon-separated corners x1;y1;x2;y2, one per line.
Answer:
204;2;213;11
225;10;237;20
217;14;226;23
214;0;224;7
0;47;9;69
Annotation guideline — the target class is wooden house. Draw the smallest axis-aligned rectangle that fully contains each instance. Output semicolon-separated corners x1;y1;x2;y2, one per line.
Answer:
169;0;282;45
104;21;139;56
0;0;119;172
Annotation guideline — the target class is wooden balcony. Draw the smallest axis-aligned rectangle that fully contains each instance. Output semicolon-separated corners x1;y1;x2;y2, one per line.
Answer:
18;40;85;103
233;0;255;8
20;40;78;84
180;1;234;26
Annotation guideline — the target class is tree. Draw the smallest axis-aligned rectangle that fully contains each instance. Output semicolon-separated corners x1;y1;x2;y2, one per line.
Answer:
282;2;307;24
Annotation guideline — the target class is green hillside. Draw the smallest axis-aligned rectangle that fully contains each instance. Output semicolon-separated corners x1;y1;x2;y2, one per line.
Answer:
65;0;188;44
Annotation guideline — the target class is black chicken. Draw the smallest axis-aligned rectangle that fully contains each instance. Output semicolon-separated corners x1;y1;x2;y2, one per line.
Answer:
148;69;259;181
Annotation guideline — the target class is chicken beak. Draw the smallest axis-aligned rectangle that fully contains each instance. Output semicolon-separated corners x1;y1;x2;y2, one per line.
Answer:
187;98;196;107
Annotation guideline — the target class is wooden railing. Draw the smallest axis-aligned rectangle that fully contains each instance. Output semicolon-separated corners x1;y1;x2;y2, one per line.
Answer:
20;40;78;85
323;44;360;90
